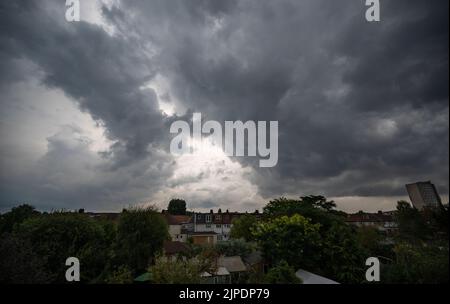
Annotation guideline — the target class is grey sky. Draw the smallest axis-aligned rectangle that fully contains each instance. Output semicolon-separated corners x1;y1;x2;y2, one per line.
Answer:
0;0;448;212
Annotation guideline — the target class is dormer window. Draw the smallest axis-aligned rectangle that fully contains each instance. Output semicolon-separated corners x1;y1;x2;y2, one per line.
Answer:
206;214;211;222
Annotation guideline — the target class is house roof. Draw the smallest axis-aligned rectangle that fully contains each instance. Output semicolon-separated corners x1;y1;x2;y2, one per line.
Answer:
218;256;247;273
164;214;192;225
202;267;231;277
163;241;190;255
295;269;339;284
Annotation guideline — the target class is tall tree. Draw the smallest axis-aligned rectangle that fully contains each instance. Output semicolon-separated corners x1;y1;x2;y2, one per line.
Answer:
262;196;344;231
252;214;322;270
167;199;187;215
14;212;110;283
0;204;40;235
395;201;430;241
115;207;169;274
230;214;258;241
264;260;302;284
150;256;206;284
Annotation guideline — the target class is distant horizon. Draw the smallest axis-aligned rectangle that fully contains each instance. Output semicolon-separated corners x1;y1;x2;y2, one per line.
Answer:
3;194;449;215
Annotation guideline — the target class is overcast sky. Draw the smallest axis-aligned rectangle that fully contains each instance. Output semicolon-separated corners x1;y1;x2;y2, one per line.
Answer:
0;0;448;213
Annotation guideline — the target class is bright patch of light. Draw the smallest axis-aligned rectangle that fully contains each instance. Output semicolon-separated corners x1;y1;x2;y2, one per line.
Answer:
140;74;179;116
150;137;265;212
81;0;116;35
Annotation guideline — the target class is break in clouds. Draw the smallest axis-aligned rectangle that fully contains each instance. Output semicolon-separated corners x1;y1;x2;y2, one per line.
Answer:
0;0;448;213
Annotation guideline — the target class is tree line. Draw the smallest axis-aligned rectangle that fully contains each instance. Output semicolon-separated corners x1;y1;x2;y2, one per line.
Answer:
0;196;448;284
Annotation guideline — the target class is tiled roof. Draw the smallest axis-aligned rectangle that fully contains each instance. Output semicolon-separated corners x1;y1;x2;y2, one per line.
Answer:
163;241;190;255
164;214;192;225
218;256;247;273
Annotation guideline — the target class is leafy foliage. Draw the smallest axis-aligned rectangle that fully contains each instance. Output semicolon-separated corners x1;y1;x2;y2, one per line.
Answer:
252;214;322;270
14;212;110;283
0;204;40;235
104;265;134;284
264;260;301;284
262;196;345;231
0;233;51;283
383;242;449;284
395;201;430;241
215;239;255;257
167;199;187;215
230;214;258;241
115;206;169;274
150;256;208;284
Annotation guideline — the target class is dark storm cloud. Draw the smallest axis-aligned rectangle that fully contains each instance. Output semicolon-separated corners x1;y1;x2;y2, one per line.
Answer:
0;0;175;209
0;0;448;211
1;0;168;162
110;0;448;198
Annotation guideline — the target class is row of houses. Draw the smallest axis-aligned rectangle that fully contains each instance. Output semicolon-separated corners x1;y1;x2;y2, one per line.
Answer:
163;209;262;244
345;210;398;233
163;208;399;244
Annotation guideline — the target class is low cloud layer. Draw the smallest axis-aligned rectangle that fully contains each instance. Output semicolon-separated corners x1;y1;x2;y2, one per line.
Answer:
0;0;448;212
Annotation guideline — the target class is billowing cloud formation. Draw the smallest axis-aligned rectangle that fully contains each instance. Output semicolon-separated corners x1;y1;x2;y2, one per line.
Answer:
0;0;448;212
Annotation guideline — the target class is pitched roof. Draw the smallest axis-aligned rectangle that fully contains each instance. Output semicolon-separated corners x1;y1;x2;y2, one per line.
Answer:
163;241;190;255
218;256;247;273
164;214;192;225
295;269;339;284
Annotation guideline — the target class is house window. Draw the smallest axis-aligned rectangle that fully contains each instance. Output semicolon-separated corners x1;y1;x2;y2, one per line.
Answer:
216;224;221;228
206;214;211;222
215;215;221;221
197;214;202;220
206;224;211;228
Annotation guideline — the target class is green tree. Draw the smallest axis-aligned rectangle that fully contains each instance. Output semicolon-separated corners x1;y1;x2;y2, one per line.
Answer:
215;239;255;257
262;196;344;231
252;214;322;270
395;201;429;241
230;214;258;241
0;233;51;283
0;204;40;235
104;265;134;284
15;212;110;283
357;226;383;254
384;242;449;283
150;256;206;284
167;199;187;215
321;222;366;283
115;207;169;274
264;260;302;284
